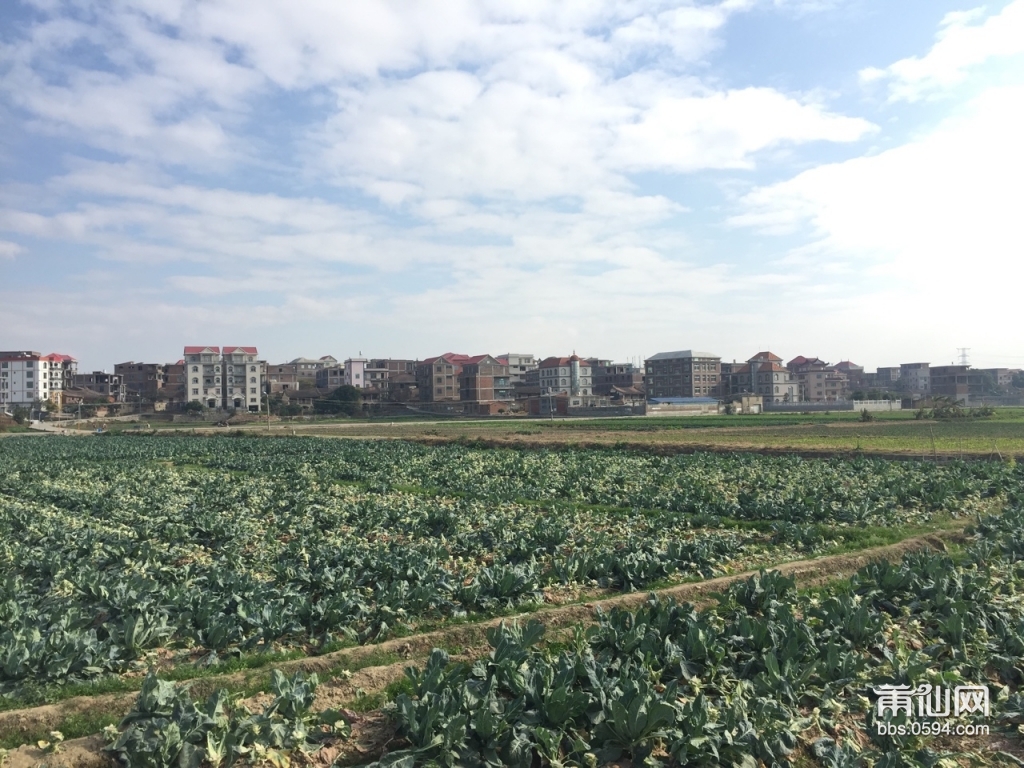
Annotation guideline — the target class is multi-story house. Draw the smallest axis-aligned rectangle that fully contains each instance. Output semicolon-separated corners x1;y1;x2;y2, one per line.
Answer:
266;357;335;392
899;363;930;394
929;365;975;402
501;354;538;384
163;361;185;401
316;366;345;390
416;353;471;401
183;346;263;412
343;357;368;388
1;351;76;408
861;366;901;391
459;355;513;412
588;360;645;395
976;368;1015;390
537;355;592;395
73;371;126;401
645;351;721;398
184;346;223;408
833;361;865;390
722;352;800;403
267;363;301;392
114;362;166;399
787;356;849;402
222;347;264;412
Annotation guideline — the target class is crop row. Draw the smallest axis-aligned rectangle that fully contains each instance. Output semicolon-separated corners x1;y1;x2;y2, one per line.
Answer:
103;504;1024;767
366;505;1024;766
0;437;1014;702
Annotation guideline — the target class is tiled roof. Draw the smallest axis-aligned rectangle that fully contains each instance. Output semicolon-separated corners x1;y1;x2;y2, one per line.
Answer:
538;356;592;368
223;346;258;354
646;350;719;361
750;351;783;361
788;356;827;368
184;346;220;354
422;353;471;365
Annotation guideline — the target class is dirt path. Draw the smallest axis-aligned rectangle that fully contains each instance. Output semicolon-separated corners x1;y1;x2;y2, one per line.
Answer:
0;529;962;767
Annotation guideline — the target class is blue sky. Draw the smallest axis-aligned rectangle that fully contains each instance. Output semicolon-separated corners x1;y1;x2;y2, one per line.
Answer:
1;0;1022;371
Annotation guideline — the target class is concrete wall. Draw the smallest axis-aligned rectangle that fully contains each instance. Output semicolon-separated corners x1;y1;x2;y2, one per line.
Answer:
645;402;721;416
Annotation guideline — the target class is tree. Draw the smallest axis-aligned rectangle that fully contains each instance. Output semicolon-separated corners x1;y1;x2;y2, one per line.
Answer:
931;396;965;420
12;407;30;424
183;401;204;415
314;385;362;416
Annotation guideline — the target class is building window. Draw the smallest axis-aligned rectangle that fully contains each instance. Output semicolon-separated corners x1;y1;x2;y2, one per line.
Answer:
250;377;256;383
250;388;256;394
192;388;199;395
192;366;198;372
192;378;198;384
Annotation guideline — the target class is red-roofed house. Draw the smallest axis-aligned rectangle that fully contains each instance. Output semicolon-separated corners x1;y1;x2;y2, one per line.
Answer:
787;356;850;402
722;352;801;403
1;350;77;409
416;353;473;401
459;355;513;413
538;354;592;396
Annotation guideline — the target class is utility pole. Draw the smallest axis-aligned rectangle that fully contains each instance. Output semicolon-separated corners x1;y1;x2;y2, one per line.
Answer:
957;348;970;366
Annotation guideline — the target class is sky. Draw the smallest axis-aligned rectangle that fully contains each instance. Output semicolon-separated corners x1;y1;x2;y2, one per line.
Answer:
1;0;1022;371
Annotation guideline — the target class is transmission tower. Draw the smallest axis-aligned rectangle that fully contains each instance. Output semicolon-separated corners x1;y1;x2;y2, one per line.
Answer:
956;348;970;366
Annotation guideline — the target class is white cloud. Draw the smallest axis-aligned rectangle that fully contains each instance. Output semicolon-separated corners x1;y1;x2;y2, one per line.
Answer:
0;0;914;367
731;84;1024;355
860;0;1024;102
0;240;24;259
609;87;875;172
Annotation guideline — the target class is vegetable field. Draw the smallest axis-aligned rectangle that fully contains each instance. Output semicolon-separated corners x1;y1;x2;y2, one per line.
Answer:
2;436;1023;766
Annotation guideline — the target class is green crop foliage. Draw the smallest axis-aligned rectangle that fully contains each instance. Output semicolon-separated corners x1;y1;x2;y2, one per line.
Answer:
0;436;1018;709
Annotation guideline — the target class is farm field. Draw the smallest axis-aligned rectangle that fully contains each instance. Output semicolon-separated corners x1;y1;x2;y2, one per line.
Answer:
95;407;1024;458
1;436;1023;766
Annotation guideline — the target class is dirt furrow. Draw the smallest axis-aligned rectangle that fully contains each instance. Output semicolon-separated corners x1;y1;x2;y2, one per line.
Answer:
0;529;962;767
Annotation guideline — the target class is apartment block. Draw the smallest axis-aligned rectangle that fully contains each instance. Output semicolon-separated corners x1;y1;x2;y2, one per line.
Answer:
184;346;264;412
222;347;264;412
1;351;76;408
644;351;721;398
